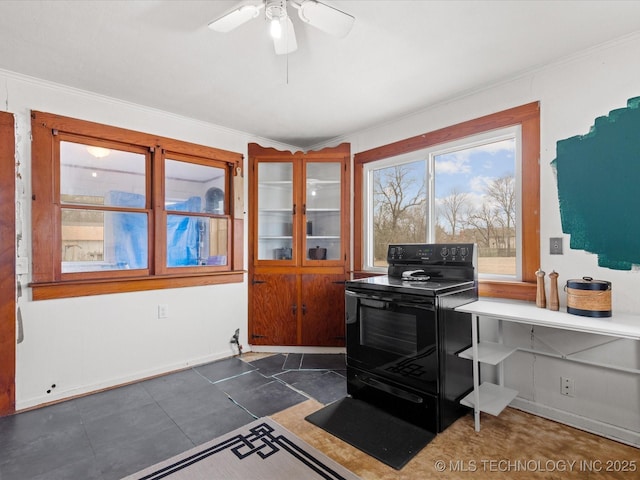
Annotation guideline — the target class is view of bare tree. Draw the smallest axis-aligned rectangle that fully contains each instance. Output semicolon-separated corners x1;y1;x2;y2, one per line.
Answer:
465;201;498;247
373;161;516;268
372;164;426;262
437;188;470;240
485;175;516;255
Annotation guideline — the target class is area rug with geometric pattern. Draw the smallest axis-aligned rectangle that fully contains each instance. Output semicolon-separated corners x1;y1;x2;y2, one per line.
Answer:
121;417;361;480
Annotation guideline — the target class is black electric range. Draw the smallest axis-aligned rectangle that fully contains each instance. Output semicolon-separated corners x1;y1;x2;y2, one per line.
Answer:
345;243;478;433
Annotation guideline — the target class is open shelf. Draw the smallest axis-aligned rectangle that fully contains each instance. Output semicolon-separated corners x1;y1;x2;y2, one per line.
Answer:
460;382;518;416
458;341;518;365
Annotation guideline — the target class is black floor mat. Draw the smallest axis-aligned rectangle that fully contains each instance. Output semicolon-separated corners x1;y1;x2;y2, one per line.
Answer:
305;397;435;470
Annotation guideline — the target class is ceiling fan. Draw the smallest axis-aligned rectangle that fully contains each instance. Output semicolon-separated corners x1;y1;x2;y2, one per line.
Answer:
208;0;355;55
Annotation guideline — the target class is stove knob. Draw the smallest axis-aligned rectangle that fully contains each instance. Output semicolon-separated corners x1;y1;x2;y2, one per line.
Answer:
440;247;449;257
450;247;458;256
460;247;468;257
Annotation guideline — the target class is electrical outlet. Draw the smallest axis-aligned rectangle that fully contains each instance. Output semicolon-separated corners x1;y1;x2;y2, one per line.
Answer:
550;237;563;255
561;376;575;396
158;304;169;319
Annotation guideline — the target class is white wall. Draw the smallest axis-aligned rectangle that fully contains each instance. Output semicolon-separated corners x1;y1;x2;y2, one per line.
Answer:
3;69;293;410
334;32;640;445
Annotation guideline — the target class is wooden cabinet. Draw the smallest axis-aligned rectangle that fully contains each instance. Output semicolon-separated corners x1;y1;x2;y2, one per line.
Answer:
248;143;350;346
300;273;347;346
250;273;298;345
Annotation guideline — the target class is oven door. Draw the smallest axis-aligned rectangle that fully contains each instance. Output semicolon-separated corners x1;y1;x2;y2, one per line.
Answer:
345;288;438;394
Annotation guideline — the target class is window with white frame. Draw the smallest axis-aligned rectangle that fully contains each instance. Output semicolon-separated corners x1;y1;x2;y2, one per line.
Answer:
363;126;521;280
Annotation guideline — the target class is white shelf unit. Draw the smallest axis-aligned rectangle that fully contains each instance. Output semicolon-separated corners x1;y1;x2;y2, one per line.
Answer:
456;299;640;432
458;341;517;365
460;382;519;416
458;316;518;430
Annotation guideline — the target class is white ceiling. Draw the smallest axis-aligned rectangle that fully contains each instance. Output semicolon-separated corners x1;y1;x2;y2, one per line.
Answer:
1;1;640;149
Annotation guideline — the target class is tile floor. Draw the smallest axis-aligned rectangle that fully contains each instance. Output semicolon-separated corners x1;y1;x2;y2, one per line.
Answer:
0;353;347;480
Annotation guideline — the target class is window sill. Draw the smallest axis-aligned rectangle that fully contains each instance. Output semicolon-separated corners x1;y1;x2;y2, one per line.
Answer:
30;271;245;300
479;280;536;302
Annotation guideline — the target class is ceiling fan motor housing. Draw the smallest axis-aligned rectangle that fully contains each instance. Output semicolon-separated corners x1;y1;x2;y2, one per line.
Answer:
266;0;287;21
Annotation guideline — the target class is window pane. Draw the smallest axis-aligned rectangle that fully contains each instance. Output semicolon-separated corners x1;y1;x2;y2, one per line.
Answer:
257;162;293;260
372;161;427;267
165;159;226;214
60;141;146;206
167;215;228;267
61;209;148;272
434;138;516;277
306;162;341;260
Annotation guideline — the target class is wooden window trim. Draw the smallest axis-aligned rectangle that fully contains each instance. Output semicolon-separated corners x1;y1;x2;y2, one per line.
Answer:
0;111;16;415
353;102;540;301
30;111;244;300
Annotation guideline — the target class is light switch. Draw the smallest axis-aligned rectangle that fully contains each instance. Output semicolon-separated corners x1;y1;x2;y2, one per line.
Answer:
550;237;563;255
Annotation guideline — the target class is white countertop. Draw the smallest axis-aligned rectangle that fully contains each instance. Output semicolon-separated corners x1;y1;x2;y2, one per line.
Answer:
457;299;640;341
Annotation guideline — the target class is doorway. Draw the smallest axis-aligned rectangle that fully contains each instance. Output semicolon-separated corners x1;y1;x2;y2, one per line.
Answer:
0;111;16;415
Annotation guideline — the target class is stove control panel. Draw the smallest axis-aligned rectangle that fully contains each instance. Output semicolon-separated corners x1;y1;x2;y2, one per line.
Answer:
387;243;475;265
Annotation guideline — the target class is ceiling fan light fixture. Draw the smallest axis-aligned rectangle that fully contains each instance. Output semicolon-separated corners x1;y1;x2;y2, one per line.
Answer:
273;17;297;54
270;18;283;38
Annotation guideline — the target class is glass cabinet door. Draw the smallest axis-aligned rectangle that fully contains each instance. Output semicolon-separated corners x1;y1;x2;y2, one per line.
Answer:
257;162;294;261
304;162;342;262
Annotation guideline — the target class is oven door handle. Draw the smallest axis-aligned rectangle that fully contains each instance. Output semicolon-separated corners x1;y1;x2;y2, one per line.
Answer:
359;297;436;312
393;301;436;311
360;298;388;309
347;290;435;309
358;376;424;404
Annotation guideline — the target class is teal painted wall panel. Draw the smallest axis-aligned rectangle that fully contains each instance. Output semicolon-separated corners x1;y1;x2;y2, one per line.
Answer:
551;97;640;270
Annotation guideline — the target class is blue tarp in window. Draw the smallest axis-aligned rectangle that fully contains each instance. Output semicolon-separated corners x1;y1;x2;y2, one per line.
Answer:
166;196;202;266
107;191;202;268
106;191;147;269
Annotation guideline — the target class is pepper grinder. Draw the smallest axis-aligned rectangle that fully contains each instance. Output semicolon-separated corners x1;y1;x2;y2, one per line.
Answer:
535;268;546;308
548;270;559;311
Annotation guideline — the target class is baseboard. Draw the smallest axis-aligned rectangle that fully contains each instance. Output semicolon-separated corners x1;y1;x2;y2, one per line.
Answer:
511;397;640;447
249;345;346;354
16;350;239;412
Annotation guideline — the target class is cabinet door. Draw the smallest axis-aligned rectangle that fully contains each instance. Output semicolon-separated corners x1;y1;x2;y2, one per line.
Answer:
250;274;298;345
303;161;344;266
255;161;296;264
300;274;346;346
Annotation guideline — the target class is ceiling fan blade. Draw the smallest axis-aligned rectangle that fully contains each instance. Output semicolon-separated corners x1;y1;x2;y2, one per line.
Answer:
208;3;264;33
295;0;354;38
273;17;297;55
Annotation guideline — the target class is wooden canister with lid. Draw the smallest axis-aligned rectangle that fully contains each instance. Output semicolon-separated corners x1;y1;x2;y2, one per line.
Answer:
565;277;611;317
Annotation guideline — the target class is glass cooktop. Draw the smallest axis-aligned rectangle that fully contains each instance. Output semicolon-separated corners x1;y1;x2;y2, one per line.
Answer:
346;275;475;296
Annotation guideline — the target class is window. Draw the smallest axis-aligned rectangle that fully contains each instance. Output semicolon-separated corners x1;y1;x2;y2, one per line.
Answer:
60;138;149;274
364;127;520;279
163;156;229;269
354;103;540;300
31;111;243;299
